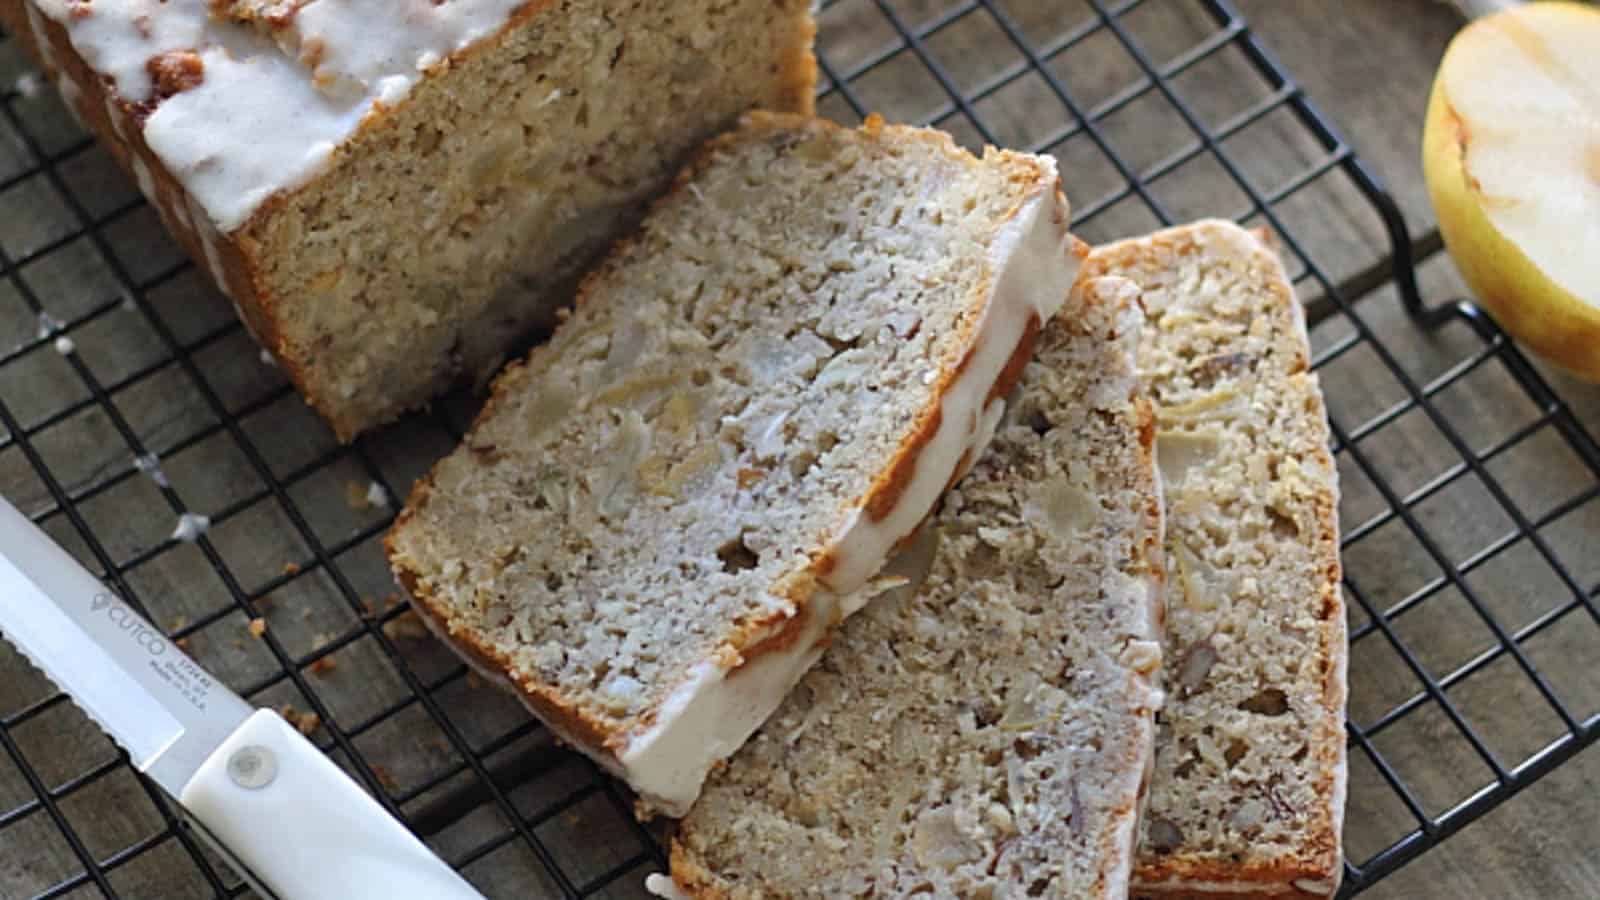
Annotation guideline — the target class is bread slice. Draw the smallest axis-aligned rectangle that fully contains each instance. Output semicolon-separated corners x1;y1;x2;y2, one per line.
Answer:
1;0;815;439
1082;221;1347;898
386;113;1082;816
665;275;1166;899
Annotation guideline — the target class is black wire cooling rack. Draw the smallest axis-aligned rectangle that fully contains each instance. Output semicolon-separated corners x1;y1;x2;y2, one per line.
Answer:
3;0;1600;897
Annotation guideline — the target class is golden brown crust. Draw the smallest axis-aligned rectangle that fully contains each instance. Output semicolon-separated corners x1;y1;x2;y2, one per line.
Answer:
392;536;626;757
772;3;819;118
388;373;632;760
986;310;1043;406
861;404;942;523
669;839;736;900
1134;885;1336;900
730;599;818;672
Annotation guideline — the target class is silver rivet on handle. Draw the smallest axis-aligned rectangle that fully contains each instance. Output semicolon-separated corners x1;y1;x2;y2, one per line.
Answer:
226;745;277;790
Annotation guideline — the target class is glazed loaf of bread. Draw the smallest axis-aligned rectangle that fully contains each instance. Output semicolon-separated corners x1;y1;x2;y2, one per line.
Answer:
667;276;1166;899
1;0;815;439
386;113;1081;816
1084;221;1347;899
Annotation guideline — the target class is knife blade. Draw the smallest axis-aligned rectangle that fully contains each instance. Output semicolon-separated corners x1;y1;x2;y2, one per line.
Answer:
0;497;487;900
0;500;251;795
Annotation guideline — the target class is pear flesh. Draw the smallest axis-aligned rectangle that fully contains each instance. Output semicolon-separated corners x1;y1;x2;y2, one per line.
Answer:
1423;2;1600;380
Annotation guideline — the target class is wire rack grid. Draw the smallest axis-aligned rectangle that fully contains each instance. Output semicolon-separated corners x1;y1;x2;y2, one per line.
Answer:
2;0;1600;897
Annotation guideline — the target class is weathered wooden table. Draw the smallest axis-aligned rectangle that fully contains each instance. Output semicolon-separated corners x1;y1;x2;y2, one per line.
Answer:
2;1;1598;898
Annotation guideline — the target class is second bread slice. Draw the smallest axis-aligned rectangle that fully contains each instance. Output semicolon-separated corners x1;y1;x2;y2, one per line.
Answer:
386;112;1080;816
668;276;1166;898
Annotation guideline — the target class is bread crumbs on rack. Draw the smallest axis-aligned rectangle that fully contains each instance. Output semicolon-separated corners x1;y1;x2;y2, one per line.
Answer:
308;656;338;677
169;617;191;651
346;481;371;510
247;618;267;638
283;562;301;576
277;704;320;736
372;764;399;792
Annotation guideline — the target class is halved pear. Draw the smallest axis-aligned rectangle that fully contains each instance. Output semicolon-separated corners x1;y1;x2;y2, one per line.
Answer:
1422;1;1600;380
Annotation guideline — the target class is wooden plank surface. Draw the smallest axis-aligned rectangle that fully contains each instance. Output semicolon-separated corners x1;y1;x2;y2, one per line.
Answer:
2;1;1599;898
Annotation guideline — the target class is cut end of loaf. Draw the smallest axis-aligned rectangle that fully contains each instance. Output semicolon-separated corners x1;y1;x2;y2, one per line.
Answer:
387;112;1079;815
7;0;817;442
253;0;817;439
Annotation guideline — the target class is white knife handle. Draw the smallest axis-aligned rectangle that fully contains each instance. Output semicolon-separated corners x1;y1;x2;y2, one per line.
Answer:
179;710;485;900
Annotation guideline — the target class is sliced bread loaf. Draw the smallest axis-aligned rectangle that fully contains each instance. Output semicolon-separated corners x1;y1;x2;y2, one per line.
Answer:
1083;221;1347;898
385;113;1082;816
666;275;1166;899
2;0;815;439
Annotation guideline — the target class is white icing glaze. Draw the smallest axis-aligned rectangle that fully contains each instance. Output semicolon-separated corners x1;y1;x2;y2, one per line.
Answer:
134;453;170;488
822;163;1077;593
616;589;843;817
32;0;525;231
36;311;63;339
171;512;210;542
365;481;389;508
53;335;75;355
184;193;230;292
644;874;691;900
14;73;43;100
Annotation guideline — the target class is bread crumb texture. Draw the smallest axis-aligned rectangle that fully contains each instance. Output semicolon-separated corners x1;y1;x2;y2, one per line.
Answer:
672;277;1165;899
1085;222;1346;898
388;114;1066;771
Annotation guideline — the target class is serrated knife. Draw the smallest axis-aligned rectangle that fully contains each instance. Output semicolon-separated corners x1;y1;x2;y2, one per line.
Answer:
0;497;486;900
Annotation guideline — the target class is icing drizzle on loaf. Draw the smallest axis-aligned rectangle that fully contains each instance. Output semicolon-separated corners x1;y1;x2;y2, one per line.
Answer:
29;0;527;231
